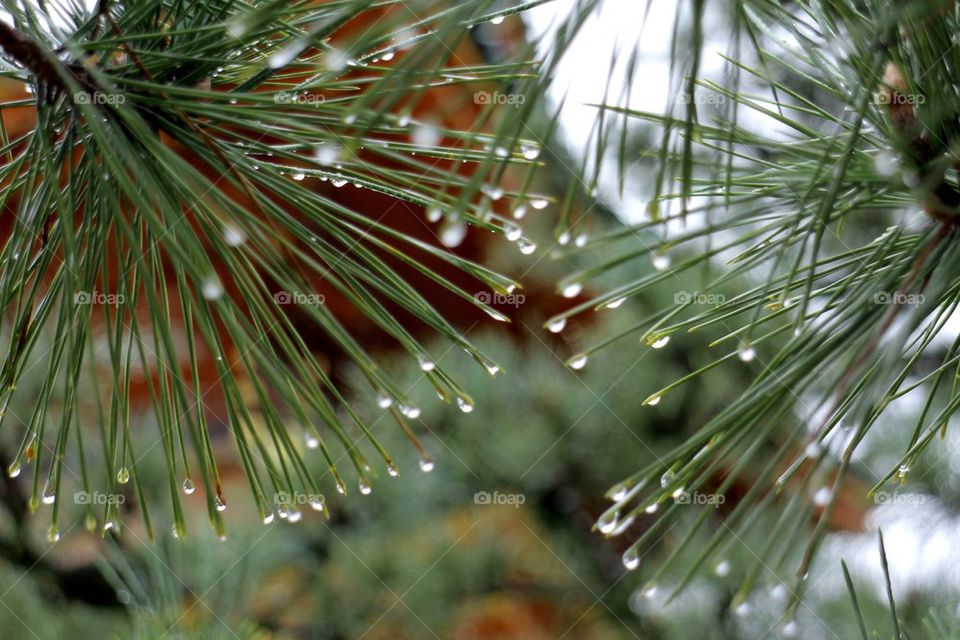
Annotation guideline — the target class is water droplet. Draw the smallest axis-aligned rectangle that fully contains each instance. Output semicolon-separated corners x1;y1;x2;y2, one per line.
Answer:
622;546;640;570
558;231;571;245
518;239;537;255
482;185;504;200
387;463;400;477
47;525;60;543
494;146;509;158
381;50;395;62
268;39;303;69
314;144;341;166
652;253;671;271
804;441;821;458
562;283;583;298
737;341;756;362
310;496;325;511
483;362;500;376
335;478;347;495
202;277;224;300
42;482;56;504
490;15;505;25
418;356;436;372
215;496;227;512
440;219;467;247
7;461;20;478
597;508;619;534
546;318;567;334
660;470;675;488
650;336;670;349
117;466;130;484
512;204;527;219
503;222;522;241
305;433;319;449
608;481;630;502
714;560;731;577
182;478;195;495
781;621;799;637
605;297;626;309
412;123;441;148
263;512;275;524
567;354;588;370
734;602;751;617
456;397;474;413
645;395;661;406
287;510;303;523
813;487;832;507
574;233;588;247
529;197;549;210
376;393;393;409
644;502;659;514
223;224;246;246
520;144;540;160
291;171;306;181
898;464;910;478
358;479;372;495
419;456;435;472
343;113;357;125
400;404;421;419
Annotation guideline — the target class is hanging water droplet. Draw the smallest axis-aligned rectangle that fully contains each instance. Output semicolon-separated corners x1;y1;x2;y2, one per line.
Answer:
494;146;509;158
483;361;500;376
734;602;751;617
223;224;247;246
456;397;474;413
305;433;319;449
645;395;661;406
440;219;467;247
291;171;306;181
597;508;619;534
117;466;130;484
376;393;394;409
419;456;435;472
512;204;527;219
310;496;325;511
605;297;626;310
660;470;675;488
482;185;505;200
418;356;436;372
503;222;522;241
714;560;731;577
358;479;372;495
529;197;549;210
520;144;540;160
650;336;670;349
335;478;347;495
562;283;583;298
42;482;56;504
568;354;588;370
558;231;571;245
381;49;395;62
652;252;671;271
546;318;567;334
182;478;196;495
263;512;275;524
781;620;799;638
400;404;421;419
215;496;227;512
343;113;357;125
7;461;20;478
608;481;630;502
387;463;399;477
644;502;659;514
898;464;910;478
737;341;756;362
518;239;537;255
490;15;505;25
288;510;303;523
622;546;640;570
47;525;60;543
331;177;348;188
574;233;588;247
202;277;224;300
